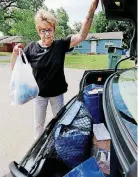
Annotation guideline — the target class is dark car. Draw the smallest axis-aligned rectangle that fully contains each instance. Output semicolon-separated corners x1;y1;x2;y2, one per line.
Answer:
8;0;137;177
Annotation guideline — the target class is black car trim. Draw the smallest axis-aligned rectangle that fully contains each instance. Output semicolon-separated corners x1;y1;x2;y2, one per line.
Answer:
103;71;137;174
9;161;31;177
126;161;137;177
114;56;133;72
79;69;114;92
119;110;137;125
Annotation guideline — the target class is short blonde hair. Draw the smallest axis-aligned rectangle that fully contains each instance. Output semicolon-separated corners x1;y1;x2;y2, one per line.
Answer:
35;9;56;29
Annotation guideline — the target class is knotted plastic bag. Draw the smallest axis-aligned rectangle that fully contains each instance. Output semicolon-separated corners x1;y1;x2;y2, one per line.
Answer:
9;49;39;105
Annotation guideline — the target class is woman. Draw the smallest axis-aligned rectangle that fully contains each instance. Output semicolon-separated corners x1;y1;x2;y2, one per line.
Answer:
10;0;99;140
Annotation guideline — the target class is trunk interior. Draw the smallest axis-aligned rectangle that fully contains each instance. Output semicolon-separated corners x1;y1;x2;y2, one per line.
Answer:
36;70;114;177
79;70;114;176
79;69;124;177
11;70;120;177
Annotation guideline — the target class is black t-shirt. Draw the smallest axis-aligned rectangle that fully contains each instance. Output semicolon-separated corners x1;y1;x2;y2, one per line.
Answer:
23;37;71;97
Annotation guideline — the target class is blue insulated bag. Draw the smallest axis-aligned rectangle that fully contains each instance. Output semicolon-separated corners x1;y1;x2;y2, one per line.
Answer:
64;157;105;177
83;84;104;124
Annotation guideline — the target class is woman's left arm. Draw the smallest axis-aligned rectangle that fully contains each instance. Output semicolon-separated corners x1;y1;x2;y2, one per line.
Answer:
70;0;99;48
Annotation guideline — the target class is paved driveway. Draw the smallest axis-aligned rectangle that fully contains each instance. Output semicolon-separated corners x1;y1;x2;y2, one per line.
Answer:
0;64;84;176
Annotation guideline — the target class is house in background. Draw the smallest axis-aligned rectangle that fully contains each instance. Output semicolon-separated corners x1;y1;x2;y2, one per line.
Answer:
0;36;22;52
73;32;123;54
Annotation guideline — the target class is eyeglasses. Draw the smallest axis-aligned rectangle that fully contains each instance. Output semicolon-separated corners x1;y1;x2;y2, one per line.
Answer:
39;29;53;34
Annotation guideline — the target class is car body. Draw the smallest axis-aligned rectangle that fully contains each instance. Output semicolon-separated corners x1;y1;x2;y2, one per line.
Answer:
7;0;137;176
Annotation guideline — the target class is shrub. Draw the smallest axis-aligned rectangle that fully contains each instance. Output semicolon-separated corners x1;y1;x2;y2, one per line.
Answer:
71;52;81;55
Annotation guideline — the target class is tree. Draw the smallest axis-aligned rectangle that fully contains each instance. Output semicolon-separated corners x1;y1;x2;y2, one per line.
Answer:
91;11;133;48
8;7;74;41
9;10;39;42
48;9;66;39
90;12;108;33
1;1;74;41
55;7;71;37
0;0;45;11
72;22;82;33
0;10;11;34
0;0;45;35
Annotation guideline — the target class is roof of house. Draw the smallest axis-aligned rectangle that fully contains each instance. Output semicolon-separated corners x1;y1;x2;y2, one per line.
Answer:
0;36;9;41
86;32;123;40
0;36;23;44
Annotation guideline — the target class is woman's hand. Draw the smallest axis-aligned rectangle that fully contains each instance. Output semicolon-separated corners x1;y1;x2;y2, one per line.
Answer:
10;43;23;70
13;43;23;56
69;0;99;48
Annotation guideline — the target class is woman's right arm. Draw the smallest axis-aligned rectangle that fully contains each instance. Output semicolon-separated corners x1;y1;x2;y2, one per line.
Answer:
10;43;23;70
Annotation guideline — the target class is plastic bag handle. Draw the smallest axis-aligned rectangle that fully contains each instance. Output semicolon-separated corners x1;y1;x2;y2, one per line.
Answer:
19;48;28;64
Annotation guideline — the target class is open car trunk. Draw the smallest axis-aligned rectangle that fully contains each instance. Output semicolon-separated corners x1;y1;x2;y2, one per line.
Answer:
9;69;115;177
9;67;137;177
8;0;137;175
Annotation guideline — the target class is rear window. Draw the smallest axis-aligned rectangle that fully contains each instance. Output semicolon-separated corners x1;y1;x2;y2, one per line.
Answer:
112;68;137;144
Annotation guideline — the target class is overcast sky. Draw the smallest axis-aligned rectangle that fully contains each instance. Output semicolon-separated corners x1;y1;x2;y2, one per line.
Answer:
44;0;102;25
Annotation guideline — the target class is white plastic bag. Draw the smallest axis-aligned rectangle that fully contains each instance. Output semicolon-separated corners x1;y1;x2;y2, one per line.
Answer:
9;49;39;105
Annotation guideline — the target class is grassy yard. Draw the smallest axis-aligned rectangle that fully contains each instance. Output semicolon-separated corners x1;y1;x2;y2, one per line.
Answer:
65;54;133;69
0;52;11;56
0;60;10;63
0;53;133;69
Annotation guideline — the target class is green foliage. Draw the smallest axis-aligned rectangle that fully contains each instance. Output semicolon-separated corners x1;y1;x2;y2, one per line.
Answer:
1;0;73;41
9;10;39;42
55;26;65;39
55;7;71;37
48;7;73;39
0;0;45;35
71;52;81;55
91;11;133;48
72;22;82;33
0;0;45;11
90;12;108;32
0;10;11;35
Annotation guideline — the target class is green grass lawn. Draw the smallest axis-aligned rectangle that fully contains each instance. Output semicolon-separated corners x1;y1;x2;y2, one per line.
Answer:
0;53;133;69
0;60;10;63
65;54;133;69
0;52;12;56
